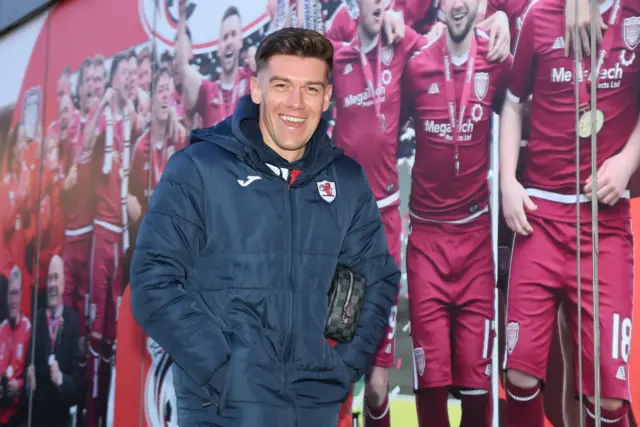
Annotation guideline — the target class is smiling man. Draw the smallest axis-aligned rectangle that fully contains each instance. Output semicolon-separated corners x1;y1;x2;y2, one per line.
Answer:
130;27;400;427
176;1;251;128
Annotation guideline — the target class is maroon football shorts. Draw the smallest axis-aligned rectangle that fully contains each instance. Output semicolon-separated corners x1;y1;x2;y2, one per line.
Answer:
371;206;402;368
504;212;633;401
63;235;93;338
407;215;494;390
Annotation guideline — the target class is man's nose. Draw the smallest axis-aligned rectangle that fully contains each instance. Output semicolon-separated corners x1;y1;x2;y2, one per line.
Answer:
285;87;305;109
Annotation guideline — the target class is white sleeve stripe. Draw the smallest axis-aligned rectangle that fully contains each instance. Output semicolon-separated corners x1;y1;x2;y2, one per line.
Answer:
506;89;520;104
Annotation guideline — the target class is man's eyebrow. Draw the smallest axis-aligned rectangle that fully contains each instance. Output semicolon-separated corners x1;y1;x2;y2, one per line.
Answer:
269;76;326;87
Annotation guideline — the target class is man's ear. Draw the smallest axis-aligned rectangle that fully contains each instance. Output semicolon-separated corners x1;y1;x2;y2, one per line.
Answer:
323;84;333;112
250;76;261;104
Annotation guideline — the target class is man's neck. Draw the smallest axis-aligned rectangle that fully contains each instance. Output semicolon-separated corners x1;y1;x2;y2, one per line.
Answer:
151;118;168;143
357;25;379;52
114;95;127;114
220;66;238;86
446;30;472;59
49;304;61;316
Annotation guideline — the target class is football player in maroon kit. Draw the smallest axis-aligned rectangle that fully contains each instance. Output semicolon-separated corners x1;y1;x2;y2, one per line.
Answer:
0;124;30;317
0;267;31;427
129;66;186;224
402;0;513;425
61;58;98;369
176;1;251;128
331;1;426;425
500;0;640;425
82;52;139;427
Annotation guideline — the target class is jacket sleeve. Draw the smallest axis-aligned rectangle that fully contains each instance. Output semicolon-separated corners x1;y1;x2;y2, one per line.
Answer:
129;149;230;387
334;167;401;382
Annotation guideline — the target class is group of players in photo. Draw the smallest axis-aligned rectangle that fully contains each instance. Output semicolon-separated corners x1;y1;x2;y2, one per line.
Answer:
0;0;638;426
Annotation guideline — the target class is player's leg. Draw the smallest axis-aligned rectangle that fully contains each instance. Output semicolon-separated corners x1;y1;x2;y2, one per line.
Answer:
452;223;494;427
99;240;122;425
504;216;563;427
86;230;111;427
569;219;633;427
407;221;453;427
363;207;401;427
557;302;581;426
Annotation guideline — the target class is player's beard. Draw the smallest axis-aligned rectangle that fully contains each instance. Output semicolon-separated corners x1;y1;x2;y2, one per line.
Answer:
446;10;477;43
261;104;311;161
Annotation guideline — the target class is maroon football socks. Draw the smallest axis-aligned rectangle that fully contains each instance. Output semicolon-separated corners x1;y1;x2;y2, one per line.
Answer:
459;390;491;427
585;400;629;427
416;387;451;427
505;380;544;427
364;394;391;427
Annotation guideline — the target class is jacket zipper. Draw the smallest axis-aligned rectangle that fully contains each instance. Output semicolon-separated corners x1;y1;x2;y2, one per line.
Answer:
282;185;294;388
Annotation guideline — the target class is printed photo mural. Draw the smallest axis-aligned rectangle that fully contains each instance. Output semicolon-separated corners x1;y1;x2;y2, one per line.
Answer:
0;0;639;426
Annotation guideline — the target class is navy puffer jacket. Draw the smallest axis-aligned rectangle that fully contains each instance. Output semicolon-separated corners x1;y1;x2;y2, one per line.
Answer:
130;96;400;427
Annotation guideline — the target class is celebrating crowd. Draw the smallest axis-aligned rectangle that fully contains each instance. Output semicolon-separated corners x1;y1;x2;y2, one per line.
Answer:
0;0;639;426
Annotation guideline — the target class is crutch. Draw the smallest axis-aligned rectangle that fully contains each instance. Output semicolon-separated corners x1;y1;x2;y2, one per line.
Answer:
490;112;500;427
588;0;603;421
573;0;603;424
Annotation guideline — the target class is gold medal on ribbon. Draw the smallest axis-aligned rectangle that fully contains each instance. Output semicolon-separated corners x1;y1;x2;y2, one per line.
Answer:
578;109;604;138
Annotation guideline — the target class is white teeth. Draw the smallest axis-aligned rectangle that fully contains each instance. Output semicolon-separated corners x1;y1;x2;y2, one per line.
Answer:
280;115;306;123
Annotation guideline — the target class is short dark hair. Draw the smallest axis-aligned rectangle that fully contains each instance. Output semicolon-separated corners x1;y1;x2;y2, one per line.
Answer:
77;57;93;90
127;48;138;63
256;28;333;78
221;5;241;24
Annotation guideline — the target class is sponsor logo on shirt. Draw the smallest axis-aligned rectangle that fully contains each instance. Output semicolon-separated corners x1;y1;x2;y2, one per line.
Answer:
550;63;624;89
343;85;387;108
342;70;393;108
423;119;474;141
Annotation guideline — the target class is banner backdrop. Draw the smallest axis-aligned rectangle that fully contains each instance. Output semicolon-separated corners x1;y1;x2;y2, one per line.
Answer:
0;1;638;426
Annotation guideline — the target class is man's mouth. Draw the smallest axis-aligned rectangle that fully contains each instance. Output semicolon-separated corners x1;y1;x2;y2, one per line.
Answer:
48;288;58;297
452;9;467;24
279;114;306;128
373;8;382;18
225;50;234;59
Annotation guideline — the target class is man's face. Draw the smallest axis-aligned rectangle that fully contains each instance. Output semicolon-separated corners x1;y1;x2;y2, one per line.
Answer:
59;93;73;132
113;60;130;102
128;57;138;100
358;0;384;38
79;66;95;112
152;73;172;121
138;57;152;92
443;0;478;43
47;259;64;310
57;75;71;106
7;277;21;320
250;55;332;156
92;65;106;98
219;14;243;74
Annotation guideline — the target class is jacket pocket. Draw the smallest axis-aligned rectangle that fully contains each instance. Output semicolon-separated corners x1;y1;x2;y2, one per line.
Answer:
204;361;231;414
